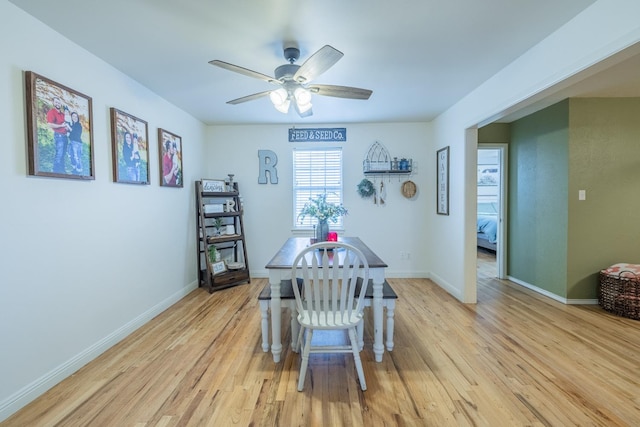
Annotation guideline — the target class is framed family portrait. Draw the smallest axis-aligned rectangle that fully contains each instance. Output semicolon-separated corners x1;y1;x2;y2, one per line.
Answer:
159;128;183;187
110;108;150;185
436;146;450;215
25;71;94;180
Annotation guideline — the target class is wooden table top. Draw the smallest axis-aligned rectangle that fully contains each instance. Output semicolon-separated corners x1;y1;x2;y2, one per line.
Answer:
265;236;388;269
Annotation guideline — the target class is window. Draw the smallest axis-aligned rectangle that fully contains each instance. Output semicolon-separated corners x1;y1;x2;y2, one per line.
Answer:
293;148;343;228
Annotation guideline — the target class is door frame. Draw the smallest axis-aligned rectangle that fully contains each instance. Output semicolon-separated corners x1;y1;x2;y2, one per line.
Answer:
477;143;508;279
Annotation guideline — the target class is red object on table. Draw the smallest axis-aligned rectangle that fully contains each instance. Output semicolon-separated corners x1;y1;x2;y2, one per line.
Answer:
327;231;338;241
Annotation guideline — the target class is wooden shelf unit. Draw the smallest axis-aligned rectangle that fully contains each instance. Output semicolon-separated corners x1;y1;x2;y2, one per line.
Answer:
195;179;250;292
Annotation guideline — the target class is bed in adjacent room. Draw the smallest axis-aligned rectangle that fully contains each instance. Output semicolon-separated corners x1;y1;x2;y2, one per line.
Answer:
477;215;497;251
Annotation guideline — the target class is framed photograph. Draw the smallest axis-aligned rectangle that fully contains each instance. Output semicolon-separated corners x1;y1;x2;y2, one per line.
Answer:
212;261;226;275
25;71;94;180
201;179;226;193
110;108;149;185
159;128;183;187
436;146;450;215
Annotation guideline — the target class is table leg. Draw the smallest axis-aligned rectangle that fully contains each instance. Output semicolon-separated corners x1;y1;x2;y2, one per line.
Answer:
259;300;269;352
371;268;384;362
385;300;395;351
269;275;282;362
290;305;299;352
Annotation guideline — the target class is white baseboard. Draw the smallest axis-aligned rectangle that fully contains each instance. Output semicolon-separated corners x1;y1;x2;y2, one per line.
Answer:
507;276;598;305
429;271;463;301
0;281;198;423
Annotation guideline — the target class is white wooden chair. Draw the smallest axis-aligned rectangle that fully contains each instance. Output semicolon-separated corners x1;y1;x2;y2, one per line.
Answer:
291;241;370;391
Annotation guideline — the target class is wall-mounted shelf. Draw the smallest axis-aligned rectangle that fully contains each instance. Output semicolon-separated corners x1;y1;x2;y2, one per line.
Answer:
362;141;413;175
364;169;412;175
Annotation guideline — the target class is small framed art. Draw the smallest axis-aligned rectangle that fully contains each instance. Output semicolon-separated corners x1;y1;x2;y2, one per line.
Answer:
212;261;226;275
201;179;226;192
436;146;449;215
110;108;150;185
25;71;94;180
159;128;183;187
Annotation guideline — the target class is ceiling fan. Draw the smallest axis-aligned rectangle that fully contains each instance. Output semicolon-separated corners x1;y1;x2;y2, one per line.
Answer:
209;45;373;118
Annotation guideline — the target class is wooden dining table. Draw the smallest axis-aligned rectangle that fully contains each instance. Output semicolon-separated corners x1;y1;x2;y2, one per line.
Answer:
264;236;391;363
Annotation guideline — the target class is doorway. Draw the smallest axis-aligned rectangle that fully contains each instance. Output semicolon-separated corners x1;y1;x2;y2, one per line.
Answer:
477;145;507;279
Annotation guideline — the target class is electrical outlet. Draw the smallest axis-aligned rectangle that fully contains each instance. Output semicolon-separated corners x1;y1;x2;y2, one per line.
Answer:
406;252;411;260
399;251;405;260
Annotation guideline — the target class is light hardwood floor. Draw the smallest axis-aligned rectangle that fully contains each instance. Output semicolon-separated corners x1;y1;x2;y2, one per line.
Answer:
3;254;640;426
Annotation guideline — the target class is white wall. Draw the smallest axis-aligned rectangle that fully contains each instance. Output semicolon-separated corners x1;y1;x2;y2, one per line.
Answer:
430;0;640;303
0;1;207;420
206;123;431;278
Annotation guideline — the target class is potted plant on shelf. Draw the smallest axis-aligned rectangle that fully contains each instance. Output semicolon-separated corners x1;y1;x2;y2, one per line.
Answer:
212;218;224;236
208;245;220;263
297;193;348;242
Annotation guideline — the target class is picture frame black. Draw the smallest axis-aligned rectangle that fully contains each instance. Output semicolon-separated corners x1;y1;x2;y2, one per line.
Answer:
436;146;450;215
25;71;95;180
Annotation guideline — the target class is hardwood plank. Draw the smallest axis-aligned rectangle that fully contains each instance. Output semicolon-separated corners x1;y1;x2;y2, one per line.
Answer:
3;259;640;426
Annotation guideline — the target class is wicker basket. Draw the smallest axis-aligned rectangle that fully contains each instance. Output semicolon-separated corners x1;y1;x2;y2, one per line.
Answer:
599;269;640;320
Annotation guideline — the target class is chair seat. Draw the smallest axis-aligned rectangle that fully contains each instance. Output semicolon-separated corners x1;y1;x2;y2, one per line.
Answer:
298;310;364;329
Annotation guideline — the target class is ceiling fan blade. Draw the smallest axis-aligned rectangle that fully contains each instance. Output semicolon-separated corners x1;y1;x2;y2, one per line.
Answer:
309;84;372;100
293;45;343;84
226;91;272;105
209;60;279;84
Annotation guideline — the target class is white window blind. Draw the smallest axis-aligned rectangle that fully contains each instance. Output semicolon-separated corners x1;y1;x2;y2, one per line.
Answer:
293;148;343;228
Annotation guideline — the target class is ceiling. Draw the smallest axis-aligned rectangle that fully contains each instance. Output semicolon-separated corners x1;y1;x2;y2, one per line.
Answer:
11;0;638;126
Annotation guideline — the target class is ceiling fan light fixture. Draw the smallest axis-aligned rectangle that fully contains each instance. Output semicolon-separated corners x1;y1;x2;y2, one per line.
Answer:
269;88;290;113
296;100;312;114
294;101;313;118
273;99;290;114
294;87;312;113
294;87;312;104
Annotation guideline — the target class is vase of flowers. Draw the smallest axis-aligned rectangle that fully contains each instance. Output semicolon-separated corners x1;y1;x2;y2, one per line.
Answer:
298;193;348;242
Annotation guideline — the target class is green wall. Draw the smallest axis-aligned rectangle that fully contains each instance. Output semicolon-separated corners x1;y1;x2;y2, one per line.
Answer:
567;98;640;299
507;98;640;300
478;123;510;143
509;100;569;298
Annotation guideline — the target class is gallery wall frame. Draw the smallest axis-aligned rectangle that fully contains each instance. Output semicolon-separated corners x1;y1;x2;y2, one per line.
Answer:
158;128;183;188
110;108;150;185
25;71;95;180
436;146;450;215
